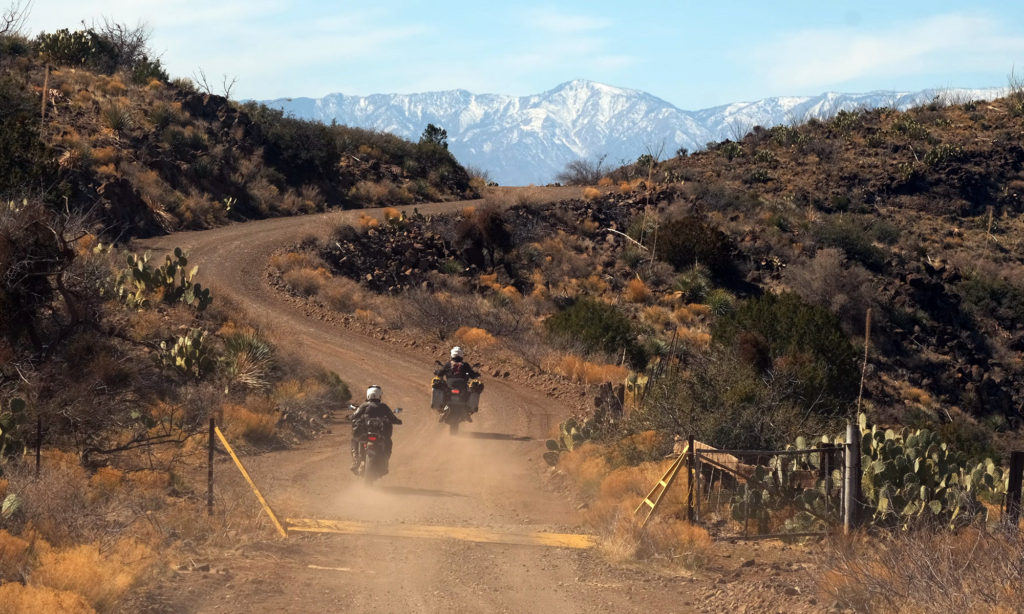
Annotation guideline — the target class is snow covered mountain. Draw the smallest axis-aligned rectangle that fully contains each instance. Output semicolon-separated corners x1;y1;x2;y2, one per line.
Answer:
262;80;1004;186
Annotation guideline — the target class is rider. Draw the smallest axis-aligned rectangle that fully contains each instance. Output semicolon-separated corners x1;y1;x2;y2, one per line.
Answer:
434;346;481;419
350;385;402;474
435;345;481;382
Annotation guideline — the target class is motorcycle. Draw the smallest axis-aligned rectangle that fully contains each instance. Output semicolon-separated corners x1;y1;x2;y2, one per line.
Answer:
432;362;482;435
351;406;402;484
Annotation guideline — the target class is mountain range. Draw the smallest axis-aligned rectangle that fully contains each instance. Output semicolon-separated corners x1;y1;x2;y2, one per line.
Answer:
263;80;1005;186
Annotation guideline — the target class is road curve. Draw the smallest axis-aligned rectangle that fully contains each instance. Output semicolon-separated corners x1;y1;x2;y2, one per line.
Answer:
137;200;695;613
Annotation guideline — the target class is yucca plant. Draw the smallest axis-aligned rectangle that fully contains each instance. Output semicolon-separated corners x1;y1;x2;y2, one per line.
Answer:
222;331;276;392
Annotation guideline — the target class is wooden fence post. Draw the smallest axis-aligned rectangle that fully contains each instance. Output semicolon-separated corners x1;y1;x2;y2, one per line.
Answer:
208;417;215;516
687;435;695;522
1005;451;1024;529
844;422;861;534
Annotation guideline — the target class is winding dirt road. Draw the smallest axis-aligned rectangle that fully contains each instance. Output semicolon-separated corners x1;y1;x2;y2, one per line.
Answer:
134;200;701;613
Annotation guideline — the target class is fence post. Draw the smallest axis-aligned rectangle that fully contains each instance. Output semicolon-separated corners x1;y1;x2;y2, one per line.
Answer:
208;417;215;516
687;435;695;522
1005;451;1024;529
844;422;861;534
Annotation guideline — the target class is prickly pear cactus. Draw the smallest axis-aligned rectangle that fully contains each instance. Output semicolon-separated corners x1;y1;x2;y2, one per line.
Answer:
160;329;214;378
117;248;212;311
859;419;1006;527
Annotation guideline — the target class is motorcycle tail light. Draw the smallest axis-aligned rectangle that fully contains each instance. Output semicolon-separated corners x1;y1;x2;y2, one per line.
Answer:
368;436;377;441
452;389;461;394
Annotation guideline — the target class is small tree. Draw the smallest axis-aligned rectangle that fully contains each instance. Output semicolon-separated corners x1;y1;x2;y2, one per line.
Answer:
420;123;448;150
555;155;606;185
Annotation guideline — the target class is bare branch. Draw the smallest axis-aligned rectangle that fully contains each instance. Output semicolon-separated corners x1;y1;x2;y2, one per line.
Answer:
0;0;31;36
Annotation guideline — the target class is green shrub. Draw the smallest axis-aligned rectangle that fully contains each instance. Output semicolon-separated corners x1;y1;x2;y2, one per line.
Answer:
712;292;859;415
923;143;965;167
957;273;1024;327
815;216;887;271
545;297;646;368
653;215;738;283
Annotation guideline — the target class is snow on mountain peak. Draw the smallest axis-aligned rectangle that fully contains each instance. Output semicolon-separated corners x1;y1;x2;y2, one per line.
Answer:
263;83;1004;186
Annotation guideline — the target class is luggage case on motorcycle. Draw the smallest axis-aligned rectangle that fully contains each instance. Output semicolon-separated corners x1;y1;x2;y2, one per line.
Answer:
431;383;445;410
468;379;483;411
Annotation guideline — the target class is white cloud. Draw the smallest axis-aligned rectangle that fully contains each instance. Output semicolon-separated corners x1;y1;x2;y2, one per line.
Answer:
748;13;1024;91
526;7;612;34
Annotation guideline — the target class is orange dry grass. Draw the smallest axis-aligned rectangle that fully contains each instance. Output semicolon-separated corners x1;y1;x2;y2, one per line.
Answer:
221;403;278;444
0;583;95;614
454;326;497;348
0;530;31;581
624;277;651;303
583;187;601;200
0;477;7;498
30;538;153;612
547;354;628;385
597;176;614;187
676;326;712;351
282;266;331;297
382;207;402;222
87;466;124;500
268;250;321;274
320;277;364;313
642;305;673;330
357;213;379;229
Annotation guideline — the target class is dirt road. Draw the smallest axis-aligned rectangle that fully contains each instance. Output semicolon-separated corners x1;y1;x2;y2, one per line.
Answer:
133;201;713;613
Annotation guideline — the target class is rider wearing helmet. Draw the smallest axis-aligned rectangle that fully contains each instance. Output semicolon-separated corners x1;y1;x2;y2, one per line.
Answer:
433;346;482;420
435;346;481;381
350;385;402;474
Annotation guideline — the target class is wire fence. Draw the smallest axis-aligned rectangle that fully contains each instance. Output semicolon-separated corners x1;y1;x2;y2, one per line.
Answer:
690;445;845;539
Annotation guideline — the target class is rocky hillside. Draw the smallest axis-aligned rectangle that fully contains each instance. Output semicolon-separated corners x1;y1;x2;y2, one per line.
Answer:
1;28;475;239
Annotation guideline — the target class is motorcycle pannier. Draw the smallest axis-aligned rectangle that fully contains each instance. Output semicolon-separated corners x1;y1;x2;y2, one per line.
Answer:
431;380;445;410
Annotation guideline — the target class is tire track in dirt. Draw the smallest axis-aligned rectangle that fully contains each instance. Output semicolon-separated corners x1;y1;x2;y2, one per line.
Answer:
136;199;700;613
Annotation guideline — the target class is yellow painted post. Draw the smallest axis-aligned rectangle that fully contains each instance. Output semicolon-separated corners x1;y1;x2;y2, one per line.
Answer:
214;426;288;538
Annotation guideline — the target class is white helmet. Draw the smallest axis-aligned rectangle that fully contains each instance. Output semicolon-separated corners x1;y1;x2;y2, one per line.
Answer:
366;385;382;402
450;346;464;360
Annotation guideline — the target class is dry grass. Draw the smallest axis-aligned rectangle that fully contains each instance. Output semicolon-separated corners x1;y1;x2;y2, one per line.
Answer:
319;276;365;313
0;583;95;614
282;266;331;297
558;442;710;569
221;403;278;445
357;213;380;229
818;527;1024;613
454;326;497;348
30;538;154;613
268;250;322;274
0;530;31;581
583;187;601;200
675;326;712;351
545;353;628;385
624;277;652;303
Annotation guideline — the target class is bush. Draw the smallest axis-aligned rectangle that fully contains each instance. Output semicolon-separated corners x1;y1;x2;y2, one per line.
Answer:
545;297;646;368
555;157;606;185
653;215;738;283
712;292;859;415
636;346;837;450
814;216;888;272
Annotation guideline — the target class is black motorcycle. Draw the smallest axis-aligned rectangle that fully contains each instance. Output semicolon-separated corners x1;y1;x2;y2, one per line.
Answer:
432;362;482;435
352;407;402;484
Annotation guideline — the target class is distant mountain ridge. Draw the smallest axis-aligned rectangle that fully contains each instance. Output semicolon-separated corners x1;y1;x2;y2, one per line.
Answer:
263;80;1005;186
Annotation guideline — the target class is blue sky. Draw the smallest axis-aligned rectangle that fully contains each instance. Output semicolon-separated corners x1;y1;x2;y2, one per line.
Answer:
23;1;1024;108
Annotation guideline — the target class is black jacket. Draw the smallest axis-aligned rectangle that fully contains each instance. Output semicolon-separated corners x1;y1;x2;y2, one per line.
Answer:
351;400;402;429
434;359;479;380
